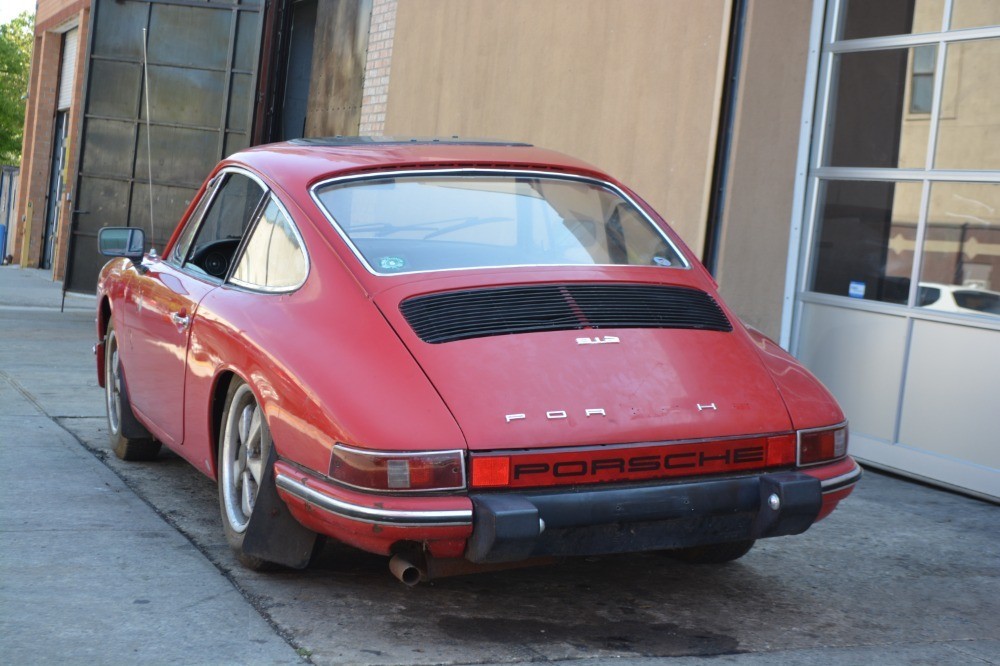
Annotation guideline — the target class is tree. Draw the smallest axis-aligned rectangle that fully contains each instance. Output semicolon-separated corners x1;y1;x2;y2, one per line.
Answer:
0;11;34;165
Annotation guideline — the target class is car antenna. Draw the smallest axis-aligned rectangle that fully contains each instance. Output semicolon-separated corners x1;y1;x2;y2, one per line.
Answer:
142;27;156;253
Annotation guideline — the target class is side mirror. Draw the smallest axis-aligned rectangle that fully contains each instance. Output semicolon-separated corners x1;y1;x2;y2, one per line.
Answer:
98;227;145;263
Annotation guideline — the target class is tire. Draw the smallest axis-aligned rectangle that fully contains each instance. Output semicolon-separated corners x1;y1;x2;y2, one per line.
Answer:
665;539;756;564
217;378;273;570
104;322;160;461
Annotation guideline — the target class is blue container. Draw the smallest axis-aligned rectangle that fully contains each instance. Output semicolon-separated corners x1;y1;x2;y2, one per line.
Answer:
0;224;7;262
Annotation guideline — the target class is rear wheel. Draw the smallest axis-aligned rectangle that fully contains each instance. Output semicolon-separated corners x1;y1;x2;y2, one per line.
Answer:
665;539;756;564
104;322;160;461
218;378;272;570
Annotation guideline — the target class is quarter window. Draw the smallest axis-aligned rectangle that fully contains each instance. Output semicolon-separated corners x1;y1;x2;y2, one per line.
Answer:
231;198;308;290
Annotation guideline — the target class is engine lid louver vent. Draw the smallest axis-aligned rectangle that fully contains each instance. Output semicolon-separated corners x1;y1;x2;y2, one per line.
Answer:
400;284;733;344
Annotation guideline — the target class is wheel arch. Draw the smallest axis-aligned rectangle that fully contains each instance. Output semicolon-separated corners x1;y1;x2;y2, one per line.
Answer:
96;296;112;388
209;369;240;481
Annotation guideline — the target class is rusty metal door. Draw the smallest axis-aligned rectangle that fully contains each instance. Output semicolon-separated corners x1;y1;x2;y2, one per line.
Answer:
64;0;266;293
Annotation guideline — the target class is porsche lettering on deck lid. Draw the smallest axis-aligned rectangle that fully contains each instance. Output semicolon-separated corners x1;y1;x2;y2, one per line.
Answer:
469;435;791;489
505;408;607;422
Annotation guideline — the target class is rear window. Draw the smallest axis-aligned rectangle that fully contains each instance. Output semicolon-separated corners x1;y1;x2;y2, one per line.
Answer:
312;172;687;275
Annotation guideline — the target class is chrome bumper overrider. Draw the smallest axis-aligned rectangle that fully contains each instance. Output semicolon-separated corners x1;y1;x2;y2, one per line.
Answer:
274;473;473;526
820;460;863;493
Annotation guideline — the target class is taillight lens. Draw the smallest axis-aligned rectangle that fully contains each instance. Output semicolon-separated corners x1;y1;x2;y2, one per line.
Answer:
797;424;848;466
329;445;465;491
470;456;511;488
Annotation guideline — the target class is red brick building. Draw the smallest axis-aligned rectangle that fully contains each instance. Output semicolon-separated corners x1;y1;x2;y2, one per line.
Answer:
13;0;89;276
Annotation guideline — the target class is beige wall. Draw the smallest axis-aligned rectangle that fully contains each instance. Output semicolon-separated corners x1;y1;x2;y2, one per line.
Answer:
383;0;732;252
714;0;813;338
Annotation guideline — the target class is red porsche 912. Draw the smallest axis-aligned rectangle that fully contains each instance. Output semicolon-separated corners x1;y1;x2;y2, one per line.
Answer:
95;138;860;584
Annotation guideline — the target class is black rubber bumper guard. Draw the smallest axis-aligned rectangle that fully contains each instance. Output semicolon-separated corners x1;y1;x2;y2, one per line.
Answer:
466;472;822;563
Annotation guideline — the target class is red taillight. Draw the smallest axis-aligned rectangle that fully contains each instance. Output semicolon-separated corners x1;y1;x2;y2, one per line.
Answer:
766;434;797;467
470;456;510;488
797;424;849;466
329;445;465;491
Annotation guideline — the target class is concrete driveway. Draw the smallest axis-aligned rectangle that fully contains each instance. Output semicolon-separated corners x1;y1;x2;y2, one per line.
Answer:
1;266;998;666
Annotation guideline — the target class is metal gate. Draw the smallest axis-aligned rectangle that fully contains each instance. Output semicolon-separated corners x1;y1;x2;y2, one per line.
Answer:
64;0;266;293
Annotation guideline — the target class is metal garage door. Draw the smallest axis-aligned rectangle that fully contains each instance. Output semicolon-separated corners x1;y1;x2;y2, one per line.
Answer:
64;0;265;293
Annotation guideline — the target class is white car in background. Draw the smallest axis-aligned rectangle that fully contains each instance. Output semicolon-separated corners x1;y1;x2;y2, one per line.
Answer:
919;282;1000;315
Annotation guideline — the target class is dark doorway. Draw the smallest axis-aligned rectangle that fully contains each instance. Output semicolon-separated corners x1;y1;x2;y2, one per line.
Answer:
281;0;317;140
43;111;69;270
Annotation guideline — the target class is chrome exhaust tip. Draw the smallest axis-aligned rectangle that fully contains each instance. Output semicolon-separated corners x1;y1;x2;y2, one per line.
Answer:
389;554;425;586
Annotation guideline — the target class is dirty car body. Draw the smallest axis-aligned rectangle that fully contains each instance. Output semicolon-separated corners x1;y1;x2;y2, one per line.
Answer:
95;138;860;579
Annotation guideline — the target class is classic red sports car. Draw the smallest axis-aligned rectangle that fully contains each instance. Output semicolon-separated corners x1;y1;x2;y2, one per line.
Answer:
95;138;860;583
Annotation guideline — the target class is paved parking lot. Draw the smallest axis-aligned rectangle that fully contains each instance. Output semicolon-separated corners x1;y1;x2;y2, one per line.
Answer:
1;267;998;665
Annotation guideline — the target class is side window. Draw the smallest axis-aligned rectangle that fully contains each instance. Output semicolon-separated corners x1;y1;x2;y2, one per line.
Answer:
182;172;265;280
231;198;308;290
167;176;220;266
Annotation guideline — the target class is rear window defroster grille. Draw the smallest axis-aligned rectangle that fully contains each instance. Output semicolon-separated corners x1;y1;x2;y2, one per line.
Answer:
400;284;732;344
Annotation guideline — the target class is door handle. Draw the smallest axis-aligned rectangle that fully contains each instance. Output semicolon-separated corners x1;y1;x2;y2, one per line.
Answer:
171;312;190;329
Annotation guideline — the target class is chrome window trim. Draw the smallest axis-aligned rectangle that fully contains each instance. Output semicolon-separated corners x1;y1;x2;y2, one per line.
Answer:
227;192;311;294
275;473;473;526
308;168;691;277
329;444;467;493
165;173;222;268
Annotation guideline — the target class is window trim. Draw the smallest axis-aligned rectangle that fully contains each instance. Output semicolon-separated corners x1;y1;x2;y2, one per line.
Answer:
168;167;269;285
307;168;691;277
227;193;311;294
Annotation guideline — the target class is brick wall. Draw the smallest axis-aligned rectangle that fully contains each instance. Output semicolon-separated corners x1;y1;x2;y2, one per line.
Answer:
359;0;397;136
11;0;90;278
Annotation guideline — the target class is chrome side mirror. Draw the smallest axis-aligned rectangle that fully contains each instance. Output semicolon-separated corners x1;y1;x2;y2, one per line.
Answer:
98;227;145;263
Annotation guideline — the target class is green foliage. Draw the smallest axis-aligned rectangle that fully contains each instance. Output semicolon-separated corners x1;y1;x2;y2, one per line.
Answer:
0;11;34;165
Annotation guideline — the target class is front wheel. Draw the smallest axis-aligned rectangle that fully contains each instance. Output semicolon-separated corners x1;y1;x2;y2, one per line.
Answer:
104;322;160;461
218;378;272;570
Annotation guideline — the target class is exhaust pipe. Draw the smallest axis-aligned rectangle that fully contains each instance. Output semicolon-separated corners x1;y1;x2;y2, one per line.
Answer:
389;552;558;585
389;554;425;586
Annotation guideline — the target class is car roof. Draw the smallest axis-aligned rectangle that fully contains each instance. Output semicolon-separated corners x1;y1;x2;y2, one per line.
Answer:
226;137;610;191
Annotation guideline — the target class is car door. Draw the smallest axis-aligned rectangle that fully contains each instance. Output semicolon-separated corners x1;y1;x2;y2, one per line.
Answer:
126;170;266;446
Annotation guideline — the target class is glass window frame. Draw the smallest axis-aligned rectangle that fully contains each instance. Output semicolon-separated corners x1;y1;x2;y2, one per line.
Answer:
308;168;691;278
228;193;311;294
794;0;1000;332
167;167;268;284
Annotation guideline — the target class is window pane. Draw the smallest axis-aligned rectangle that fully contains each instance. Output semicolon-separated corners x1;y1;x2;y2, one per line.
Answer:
840;0;944;40
825;48;931;168
168;177;219;265
314;175;686;275
949;1;1000;30
933;39;1000;170
810;180;922;304
184;173;264;279
917;182;1000;317
232;199;307;289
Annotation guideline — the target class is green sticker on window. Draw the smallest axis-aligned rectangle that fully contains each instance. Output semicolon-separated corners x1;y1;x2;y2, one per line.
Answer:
379;256;406;271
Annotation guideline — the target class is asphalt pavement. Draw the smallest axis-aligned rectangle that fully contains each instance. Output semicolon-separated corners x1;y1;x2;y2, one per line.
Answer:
0;267;303;665
1;265;998;666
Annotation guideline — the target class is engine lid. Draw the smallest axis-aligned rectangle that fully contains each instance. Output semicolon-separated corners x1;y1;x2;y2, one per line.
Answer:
375;279;793;451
